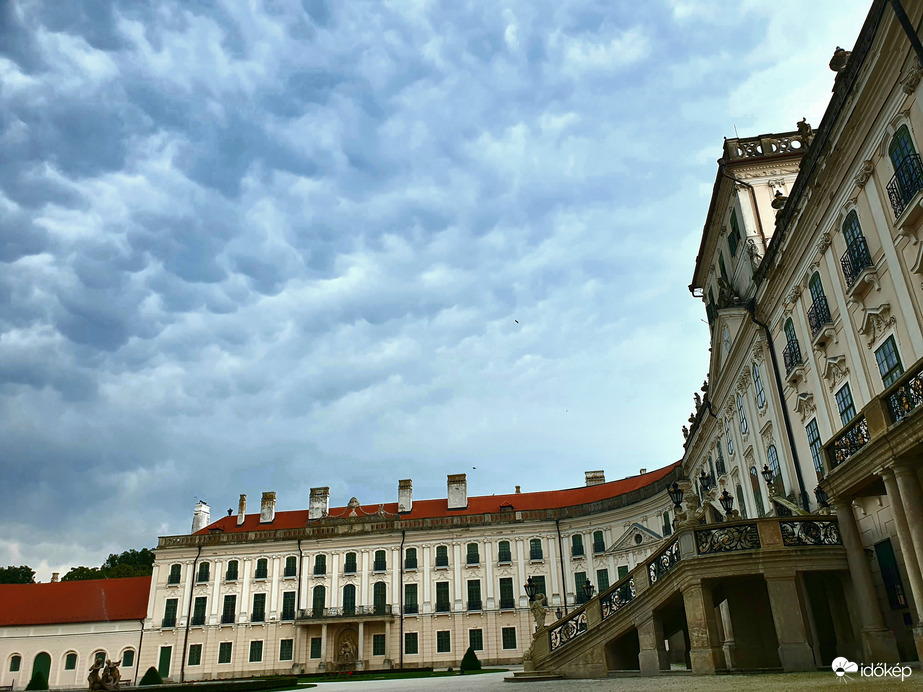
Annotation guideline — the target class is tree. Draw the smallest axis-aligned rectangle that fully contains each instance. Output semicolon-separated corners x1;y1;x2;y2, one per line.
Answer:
61;566;103;582
0;565;36;584
62;548;156;581
25;670;48;691
460;646;481;673
139;667;162;686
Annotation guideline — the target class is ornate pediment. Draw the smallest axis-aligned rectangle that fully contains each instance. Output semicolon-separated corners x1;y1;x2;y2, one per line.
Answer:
822;355;850;392
794;392;816;422
607;523;665;552
858;304;896;349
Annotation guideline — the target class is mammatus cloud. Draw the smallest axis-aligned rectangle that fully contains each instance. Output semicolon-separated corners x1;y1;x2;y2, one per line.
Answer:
0;0;869;579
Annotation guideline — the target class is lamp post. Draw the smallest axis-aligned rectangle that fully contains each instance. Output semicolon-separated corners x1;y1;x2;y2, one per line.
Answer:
667;482;684;510
761;464;775;488
582;580;595;603
699;469;713;493
719;490;735;517
524;577;537;602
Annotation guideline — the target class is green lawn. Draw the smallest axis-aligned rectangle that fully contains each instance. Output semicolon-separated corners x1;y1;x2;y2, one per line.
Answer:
302;668;508;683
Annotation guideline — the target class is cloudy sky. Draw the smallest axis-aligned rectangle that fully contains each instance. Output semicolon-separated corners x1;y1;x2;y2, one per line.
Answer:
1;0;869;580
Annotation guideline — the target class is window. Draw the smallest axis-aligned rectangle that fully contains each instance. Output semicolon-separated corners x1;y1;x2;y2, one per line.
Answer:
724;418;734;455
890;124;917;169
841;211;873;287
497;541;512;563
529;538;543;561
197;562;210;583
310;638;321;659
466;543;480;565
436;581;451;612
469;629;484;651
752;363;766;408
225;560;238;581
281;592;296;621
373;582;387;614
467;579;482;611
192;596;207;626
618;565;628;580
736;484;747;519
313;555;326;576
221;595;236;624
662;511;671;537
187;644;201;666
436;631;451;653
736;394;748;435
65;653;77;670
597;568;610;592
344;552;357;574
593;531;605;554
95;652;106;665
284;556;297;577
249;641;263;663
9;655;20;673
255;558;268;580
404;633;418;655
889;125;923;210
571;534;584;557
163;598;178;628
806;419;825;480
835;383;856;426
575;571;588;604
404;584;418;614
168;564;181;585
346;584;362;615
218;642;232;664
876;539;908;610
749;466;765;517
374;550;386;571
122;650;135;668
728;210;741;257
766;445;784;495
405;548;418;570
279;639;294;662
531;575;546;599
312;586;325;617
499;577;515;609
502;627;517;650
718;253;729;282
372;635;386;656
436;545;449;567
876;336;904;388
251;593;266;622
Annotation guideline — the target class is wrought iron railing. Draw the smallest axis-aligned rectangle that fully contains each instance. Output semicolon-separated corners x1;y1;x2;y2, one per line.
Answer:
281;608;296;621
886;362;923;423
467;599;482;611
297;605;392;619
529;548;544;561
404;558;417;570
887;153;923;218
841;237;874;289
435;601;451;613
373;560;387;572
647;540;680;585
695;523;761;554
499;598;516;610
162;617;176;628
572;545;584;558
191;614;206;626
221;613;234;624
600;576;635;620
780;519;842;546
404;603;418;614
783;340;803;375
435;556;450;567
807;296;832;337
827;416;870;471
251;611;265;623
497;551;512;564
549;610;588;652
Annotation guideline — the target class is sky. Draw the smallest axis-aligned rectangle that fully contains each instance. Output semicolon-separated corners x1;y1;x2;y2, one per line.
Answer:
0;0;870;580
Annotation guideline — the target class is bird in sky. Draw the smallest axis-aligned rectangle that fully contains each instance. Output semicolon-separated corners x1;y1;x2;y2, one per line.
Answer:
514;320;519;324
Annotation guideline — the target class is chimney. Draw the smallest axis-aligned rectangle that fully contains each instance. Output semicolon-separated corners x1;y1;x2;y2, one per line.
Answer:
191;500;211;533
447;474;467;510
640;468;647;475
237;494;247;526
260;492;276;524
515;485;521;494
585;470;606;487
51;572;60;583
398;479;413;513
309;487;330;520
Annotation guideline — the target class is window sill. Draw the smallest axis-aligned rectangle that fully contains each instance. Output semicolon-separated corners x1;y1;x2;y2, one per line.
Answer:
434;565;449;570
497;560;512;566
571;554;585;560
466;563;480;568
283;575;298;580
529;559;544;564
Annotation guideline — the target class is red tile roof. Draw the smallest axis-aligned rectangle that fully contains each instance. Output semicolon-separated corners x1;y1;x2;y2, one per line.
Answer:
0;576;150;626
198;461;680;534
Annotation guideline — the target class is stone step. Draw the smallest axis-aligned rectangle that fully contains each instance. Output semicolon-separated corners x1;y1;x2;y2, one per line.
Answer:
504;671;565;682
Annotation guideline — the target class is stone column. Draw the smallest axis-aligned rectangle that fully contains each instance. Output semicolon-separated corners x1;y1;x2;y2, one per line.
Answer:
357;622;365;671
834;500;900;663
881;466;923;659
681;581;725;674
764;574;815;671
320;623;328;672
637;616;667;675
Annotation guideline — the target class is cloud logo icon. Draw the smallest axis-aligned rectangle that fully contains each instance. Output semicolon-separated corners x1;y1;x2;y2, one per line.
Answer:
832;657;858;677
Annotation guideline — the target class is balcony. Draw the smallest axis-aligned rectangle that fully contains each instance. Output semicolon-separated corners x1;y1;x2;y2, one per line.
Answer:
782;340;804;377
281;609;296;621
251;612;265;623
841;237;874;290
887;153;923;219
466;556;480;566
497;552;512;564
467;599;483;612
886;360;923;424
807;296;833;339
167;575;181;585
529;550;544;562
296;605;393;621
826;416;870;472
435;557;449;568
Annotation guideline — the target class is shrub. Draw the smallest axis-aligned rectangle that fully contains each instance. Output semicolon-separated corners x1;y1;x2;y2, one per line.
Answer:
139;666;163;686
460;647;481;673
25;670;48;691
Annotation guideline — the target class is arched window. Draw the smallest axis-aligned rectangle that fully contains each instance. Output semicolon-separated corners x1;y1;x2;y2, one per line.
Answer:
529;539;543;561
783;318;802;373
593;531;605;554
197;562;210;583
841;211;873;288
342;584;356;615
749;466;764;518
9;655;21;672
168;564;181;585
736;394;748;435
807;273;832;336
784;318;797;344
313;555;326;576
32;653;51;684
497;541;511;563
571;534;584;557
312;585;326;616
285;555;297;577
436;545;450;567
843;210;863;247
404;548;417;570
225;560;238;581
890;124;917;168
736;484;748;519
809;272;825;303
343;552;357;574
373;550;386;571
466;543;480;565
752;363;766;408
120;650;135;668
728;209;741;257
889;126;923;215
373;582;387;614
766;445;784;495
64;652;78;670
724;418;734;455
255;558;268;579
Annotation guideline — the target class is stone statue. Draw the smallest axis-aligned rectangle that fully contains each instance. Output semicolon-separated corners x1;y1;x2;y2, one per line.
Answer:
796;117;813;142
101;660;121;691
529;593;548;630
682;425;689;439
746;238;763;271
88;660;103;691
338;636;357;664
694;392;702;410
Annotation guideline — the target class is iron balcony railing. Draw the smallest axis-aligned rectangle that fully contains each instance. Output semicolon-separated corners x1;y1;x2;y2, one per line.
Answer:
435;556;449;568
467;599;483;611
886;360;923;424
841;236;874;288
807;296;833;337
167;575;181;585
497;551;512;563
499;598;516;610
466;554;480;565
783;340;803;375
435;601;451;613
281;608;296;621
403;603;418;615
221;613;235;624
404;558;417;570
529;548;543;561
161;617;176;628
827;416;871;472
373;560;386;572
715;456;727;477
571;545;584;557
297;605;392;619
251;612;265;623
254;568;268;580
887;153;923;218
191;614;206;626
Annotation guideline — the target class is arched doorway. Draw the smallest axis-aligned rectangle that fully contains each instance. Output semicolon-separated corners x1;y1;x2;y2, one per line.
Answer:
32;652;51;686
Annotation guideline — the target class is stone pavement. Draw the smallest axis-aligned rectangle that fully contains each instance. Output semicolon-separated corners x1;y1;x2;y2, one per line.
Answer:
296;667;923;691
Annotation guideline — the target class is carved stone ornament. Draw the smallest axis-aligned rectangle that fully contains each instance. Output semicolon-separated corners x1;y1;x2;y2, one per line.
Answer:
853;160;874;188
746;238;762;272
761;423;775;448
786;285;802;306
859;304;897;349
815;231;832;255
751;335;765;364
822;355;850;392
829;47;851;73
737;368;751;392
903;60;923;95
794;391;816;423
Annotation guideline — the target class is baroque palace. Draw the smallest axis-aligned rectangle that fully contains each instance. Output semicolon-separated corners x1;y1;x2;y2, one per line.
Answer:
4;0;923;684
